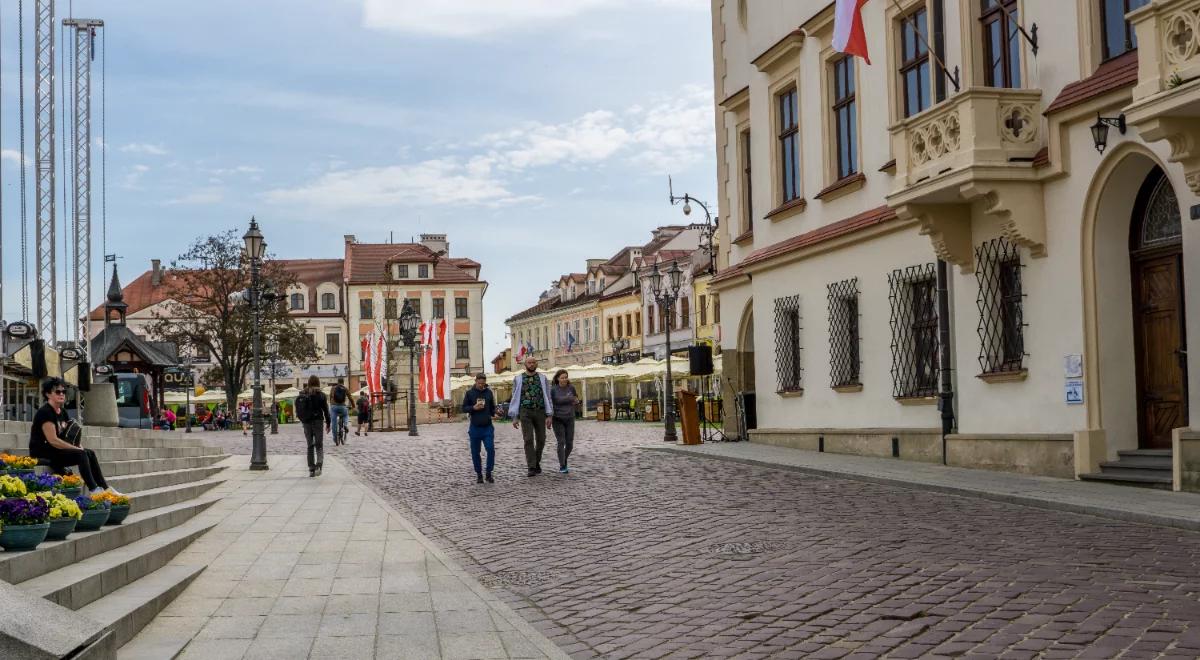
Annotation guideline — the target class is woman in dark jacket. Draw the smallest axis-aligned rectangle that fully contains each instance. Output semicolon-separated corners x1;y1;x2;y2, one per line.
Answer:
549;369;579;473
29;377;119;496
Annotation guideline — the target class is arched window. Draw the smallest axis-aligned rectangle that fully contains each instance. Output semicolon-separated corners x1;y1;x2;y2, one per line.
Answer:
1135;172;1182;249
289;293;304;311
321;292;336;311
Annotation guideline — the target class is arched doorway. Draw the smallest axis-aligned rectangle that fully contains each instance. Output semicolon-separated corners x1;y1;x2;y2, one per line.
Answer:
1129;168;1189;449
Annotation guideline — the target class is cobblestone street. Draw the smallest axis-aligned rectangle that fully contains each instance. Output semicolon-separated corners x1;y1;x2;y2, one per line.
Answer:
203;421;1200;659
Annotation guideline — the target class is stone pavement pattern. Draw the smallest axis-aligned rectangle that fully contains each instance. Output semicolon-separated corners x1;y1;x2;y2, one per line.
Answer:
120;453;567;660
285;420;1200;660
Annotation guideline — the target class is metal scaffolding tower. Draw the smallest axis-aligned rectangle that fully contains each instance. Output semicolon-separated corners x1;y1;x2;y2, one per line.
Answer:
34;0;56;343
66;19;102;355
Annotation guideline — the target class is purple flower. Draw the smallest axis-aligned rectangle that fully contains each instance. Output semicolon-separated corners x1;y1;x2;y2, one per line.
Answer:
20;472;59;492
0;496;50;525
75;495;107;510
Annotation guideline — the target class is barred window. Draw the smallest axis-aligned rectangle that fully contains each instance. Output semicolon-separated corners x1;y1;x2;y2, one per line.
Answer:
889;264;939;398
827;278;861;387
774;294;803;392
976;237;1025;374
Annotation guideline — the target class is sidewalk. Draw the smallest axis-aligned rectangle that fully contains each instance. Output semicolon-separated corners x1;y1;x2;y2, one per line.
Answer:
119;455;569;660
647;442;1200;532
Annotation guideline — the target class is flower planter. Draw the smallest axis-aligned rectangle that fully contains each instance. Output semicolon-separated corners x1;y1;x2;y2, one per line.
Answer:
76;508;110;531
105;505;131;525
0;522;51;551
6;468;34;477
58;487;81;498
45;517;78;540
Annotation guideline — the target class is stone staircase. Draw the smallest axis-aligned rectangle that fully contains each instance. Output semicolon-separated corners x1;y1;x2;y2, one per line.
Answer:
1079;448;1174;489
0;421;228;659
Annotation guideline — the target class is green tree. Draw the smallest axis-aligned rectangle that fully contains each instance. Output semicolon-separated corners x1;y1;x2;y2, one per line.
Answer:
145;229;319;413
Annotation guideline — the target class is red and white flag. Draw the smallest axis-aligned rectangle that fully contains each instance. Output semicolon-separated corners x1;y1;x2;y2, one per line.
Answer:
360;331;387;399
833;0;871;64
418;319;452;402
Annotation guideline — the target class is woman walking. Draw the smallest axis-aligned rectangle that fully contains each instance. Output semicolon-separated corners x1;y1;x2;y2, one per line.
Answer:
550;369;579;474
29;378;121;497
239;401;251;435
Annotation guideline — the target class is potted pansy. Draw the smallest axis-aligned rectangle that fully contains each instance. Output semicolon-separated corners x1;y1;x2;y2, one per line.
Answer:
0;453;38;476
0;474;28;498
44;493;83;540
57;474;83;498
74;495;110;531
20;472;59;494
93;491;132;525
0;495;50;550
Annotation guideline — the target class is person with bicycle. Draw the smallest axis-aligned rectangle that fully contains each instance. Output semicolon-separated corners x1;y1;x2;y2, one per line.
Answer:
328;378;352;446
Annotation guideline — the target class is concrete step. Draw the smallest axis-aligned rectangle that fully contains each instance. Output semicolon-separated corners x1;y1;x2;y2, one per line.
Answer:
1079;471;1173;489
108;466;227;494
129;478;225;514
83;435;215;450
103;454;229;477
77;564;206;650
94;447;226;461
0;497;219;584
1114;449;1174;469
21;519;216;611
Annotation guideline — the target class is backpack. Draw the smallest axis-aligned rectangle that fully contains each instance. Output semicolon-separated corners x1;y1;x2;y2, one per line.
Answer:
295;391;317;423
357;397;370;414
332;384;348;404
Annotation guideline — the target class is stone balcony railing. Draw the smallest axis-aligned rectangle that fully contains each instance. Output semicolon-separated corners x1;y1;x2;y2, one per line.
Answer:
890;87;1044;192
1127;0;1200;193
886;88;1046;271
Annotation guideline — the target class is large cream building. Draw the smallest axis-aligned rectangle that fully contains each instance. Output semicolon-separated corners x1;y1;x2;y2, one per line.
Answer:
709;0;1199;487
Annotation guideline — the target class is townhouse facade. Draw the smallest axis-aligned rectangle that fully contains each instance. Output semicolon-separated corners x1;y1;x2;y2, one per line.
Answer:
709;0;1200;486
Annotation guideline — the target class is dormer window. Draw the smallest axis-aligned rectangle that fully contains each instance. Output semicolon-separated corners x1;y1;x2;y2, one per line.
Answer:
418;264;430;278
397;264;409;279
321;292;336;311
289;293;305;311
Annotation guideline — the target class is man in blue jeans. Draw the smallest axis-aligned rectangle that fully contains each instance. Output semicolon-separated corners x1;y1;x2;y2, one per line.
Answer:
461;373;496;484
329;378;351;446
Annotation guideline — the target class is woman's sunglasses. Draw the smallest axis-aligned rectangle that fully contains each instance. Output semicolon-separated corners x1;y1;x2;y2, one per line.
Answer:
51;389;67;395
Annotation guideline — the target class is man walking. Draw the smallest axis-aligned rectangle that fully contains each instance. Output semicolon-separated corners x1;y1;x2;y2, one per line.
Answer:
298;375;330;477
329;378;351;446
508;356;553;477
461;373;496;484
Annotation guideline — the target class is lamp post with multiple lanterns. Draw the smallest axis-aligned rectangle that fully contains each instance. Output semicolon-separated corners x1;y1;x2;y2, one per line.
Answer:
243;217;271;472
649;261;683;443
399;299;422;437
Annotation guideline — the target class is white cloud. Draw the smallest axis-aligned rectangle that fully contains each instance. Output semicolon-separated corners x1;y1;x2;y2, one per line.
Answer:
265;85;711;210
121;164;151;190
164;187;224;206
1;149;26;167
120;142;169;156
209;165;263;176
362;0;706;37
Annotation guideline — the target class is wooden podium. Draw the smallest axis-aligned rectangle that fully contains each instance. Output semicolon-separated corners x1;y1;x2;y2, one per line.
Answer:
676;389;701;445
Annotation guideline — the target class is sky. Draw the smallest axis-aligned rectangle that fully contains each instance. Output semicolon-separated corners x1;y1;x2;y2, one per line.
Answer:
0;0;717;368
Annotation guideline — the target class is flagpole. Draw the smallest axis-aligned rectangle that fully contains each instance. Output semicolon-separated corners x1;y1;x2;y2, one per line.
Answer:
886;0;960;93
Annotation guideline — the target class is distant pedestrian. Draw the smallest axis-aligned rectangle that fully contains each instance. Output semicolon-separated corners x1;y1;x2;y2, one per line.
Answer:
549;369;579;473
462;373;497;484
295;375;330;478
508;355;553;477
239;401;251;435
355;393;371;436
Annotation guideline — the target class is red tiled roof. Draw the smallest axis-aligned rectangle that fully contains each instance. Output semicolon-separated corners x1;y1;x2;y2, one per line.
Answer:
88;269;182;320
1044;50;1138;116
505;291;602;324
275;259;344;289
1033;147;1050;169
713;206;898;283
343;242;483;285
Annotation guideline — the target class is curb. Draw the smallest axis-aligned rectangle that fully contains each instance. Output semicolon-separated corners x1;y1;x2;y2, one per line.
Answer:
643;445;1200;534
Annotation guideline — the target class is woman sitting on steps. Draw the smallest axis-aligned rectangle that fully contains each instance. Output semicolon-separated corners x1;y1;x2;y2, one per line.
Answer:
28;377;122;498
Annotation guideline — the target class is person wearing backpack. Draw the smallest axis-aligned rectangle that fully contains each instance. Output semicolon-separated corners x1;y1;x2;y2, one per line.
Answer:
329;378;351;446
355;393;371;436
296;375;331;477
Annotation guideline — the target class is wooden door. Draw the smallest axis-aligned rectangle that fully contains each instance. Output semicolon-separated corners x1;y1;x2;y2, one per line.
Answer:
1132;251;1188;449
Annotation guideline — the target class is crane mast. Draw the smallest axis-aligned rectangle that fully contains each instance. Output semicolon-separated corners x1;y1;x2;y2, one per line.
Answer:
34;0;56;343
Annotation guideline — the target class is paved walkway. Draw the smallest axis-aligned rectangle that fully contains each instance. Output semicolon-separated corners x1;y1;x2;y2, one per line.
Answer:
119;454;568;660
650;441;1200;531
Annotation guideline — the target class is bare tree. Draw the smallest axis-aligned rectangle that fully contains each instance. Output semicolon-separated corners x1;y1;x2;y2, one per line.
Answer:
145;229;319;413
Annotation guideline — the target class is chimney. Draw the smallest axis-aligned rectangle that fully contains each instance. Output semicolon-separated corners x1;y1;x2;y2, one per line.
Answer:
419;233;449;256
343;235;356;244
151;259;162;286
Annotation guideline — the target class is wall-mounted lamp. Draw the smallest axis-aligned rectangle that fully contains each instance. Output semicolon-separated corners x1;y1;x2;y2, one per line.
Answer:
1090;113;1126;154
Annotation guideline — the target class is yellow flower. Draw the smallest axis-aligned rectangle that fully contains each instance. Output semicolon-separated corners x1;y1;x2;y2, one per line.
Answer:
46;493;82;519
0;475;28;497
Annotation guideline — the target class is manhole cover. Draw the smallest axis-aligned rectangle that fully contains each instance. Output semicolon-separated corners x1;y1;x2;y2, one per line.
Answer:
478;571;565;588
704;540;790;556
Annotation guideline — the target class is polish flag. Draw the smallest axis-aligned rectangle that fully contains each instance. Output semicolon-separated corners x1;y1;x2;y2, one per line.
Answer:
833;0;871;64
417;319;451;402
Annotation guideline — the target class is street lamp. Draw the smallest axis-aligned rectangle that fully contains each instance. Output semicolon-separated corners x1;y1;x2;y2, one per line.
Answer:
244;217;270;471
650;261;683;442
266;340;280;435
399;299;422;437
669;177;718;273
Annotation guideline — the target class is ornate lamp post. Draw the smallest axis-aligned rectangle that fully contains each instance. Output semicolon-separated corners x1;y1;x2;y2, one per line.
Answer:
669;178;718;272
244;217;270;471
399;299;422;437
650;261;683;442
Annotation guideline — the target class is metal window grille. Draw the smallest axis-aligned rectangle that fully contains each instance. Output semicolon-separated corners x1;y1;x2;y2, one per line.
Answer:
975;237;1026;374
827;278;861;387
774;294;803;392
889;264;939;398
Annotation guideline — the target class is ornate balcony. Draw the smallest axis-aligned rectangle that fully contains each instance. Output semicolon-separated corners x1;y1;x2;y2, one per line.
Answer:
886;88;1046;271
1126;0;1200;193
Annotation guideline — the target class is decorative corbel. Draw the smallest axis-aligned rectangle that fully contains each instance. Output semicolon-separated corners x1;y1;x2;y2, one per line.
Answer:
961;181;1047;258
